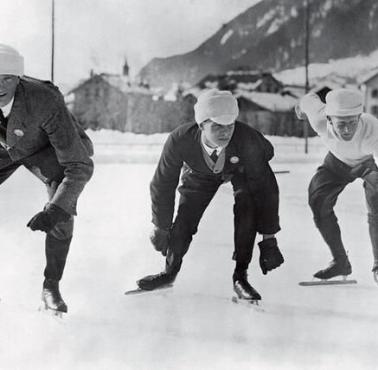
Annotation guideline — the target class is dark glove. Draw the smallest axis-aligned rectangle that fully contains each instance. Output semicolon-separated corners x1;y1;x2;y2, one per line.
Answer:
258;237;284;275
150;226;170;256
27;204;71;232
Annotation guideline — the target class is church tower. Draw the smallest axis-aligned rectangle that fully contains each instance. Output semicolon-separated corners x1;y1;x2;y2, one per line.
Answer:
122;58;129;76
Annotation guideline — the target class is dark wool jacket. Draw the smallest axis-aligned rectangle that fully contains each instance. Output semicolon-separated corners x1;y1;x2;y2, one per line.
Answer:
0;76;94;215
150;121;280;232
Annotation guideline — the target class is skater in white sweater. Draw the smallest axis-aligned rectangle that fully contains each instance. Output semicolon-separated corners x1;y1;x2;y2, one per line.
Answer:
297;88;378;282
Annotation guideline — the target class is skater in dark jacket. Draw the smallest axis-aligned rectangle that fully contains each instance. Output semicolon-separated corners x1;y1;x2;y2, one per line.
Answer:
136;89;284;301
297;88;378;282
0;44;94;313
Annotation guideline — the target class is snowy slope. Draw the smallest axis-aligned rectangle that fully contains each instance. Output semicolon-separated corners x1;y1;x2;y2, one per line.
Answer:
1;132;377;370
274;49;378;86
139;0;378;89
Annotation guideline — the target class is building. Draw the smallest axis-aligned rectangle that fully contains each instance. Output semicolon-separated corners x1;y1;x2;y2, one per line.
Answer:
310;73;358;102
69;72;133;131
68;61;194;133
236;91;310;137
360;69;378;118
183;86;308;137
196;69;283;93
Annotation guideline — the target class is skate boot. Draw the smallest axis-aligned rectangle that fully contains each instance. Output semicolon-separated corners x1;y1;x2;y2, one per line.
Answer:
372;262;378;284
313;258;352;280
42;279;67;315
137;271;177;291
232;270;261;301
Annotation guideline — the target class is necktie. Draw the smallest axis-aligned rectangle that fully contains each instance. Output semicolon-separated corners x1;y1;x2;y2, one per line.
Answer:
0;109;8;128
0;109;7;140
210;150;218;163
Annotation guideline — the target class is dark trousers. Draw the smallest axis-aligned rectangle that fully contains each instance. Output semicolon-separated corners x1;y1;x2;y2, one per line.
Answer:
309;152;378;267
165;174;260;274
0;151;73;282
44;181;74;281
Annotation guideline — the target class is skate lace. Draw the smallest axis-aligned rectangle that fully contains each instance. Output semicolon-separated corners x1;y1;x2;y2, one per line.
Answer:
43;287;64;305
234;279;254;298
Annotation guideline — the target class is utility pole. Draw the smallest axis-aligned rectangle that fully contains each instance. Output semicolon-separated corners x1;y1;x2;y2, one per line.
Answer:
304;0;310;154
51;0;55;82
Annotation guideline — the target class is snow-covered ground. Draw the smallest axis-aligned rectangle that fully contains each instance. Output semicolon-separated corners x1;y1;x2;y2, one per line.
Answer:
1;130;378;370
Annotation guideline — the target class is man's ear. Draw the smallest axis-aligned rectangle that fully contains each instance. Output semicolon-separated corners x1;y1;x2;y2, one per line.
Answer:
326;116;333;125
198;122;204;130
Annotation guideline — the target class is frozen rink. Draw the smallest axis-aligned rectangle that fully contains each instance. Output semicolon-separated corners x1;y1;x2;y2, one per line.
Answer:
1;132;378;370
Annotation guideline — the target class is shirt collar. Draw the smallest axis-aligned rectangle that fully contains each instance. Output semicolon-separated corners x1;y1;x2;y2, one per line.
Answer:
200;132;225;155
1;97;14;117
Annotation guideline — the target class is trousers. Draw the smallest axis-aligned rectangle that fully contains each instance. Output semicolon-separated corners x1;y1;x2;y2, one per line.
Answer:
0;149;74;281
308;152;378;268
165;172;280;274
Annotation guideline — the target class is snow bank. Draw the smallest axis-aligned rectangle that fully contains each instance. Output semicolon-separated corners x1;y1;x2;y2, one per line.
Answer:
87;129;168;145
87;129;326;165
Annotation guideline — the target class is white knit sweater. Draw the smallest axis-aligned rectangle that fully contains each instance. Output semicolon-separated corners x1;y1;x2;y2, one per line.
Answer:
299;92;378;167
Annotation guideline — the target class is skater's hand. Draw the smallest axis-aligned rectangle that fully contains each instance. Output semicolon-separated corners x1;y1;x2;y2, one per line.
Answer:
27;204;71;233
150;226;170;256
258;237;284;275
295;104;306;120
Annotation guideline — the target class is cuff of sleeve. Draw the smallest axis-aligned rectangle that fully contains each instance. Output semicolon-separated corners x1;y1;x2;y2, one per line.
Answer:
257;225;281;235
48;200;76;216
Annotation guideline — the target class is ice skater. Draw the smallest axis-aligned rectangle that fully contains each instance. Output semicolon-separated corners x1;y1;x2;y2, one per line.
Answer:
0;44;94;314
135;89;284;301
296;88;378;283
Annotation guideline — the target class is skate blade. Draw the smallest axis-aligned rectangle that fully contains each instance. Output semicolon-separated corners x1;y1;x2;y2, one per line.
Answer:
124;284;173;295
38;304;65;318
231;296;265;312
232;296;261;305
232;296;260;305
373;271;378;284
299;276;357;286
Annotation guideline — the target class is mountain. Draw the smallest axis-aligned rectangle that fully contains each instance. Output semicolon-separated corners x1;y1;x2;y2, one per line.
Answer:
138;0;378;90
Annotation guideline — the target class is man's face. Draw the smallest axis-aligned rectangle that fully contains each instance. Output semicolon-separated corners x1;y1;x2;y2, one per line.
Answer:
200;119;235;147
0;75;19;107
328;115;360;141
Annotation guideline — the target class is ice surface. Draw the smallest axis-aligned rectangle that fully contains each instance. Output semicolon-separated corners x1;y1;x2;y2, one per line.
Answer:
1;131;377;370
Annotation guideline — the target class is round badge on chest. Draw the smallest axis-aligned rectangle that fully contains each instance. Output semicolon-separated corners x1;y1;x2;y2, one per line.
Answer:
14;129;24;137
230;156;239;164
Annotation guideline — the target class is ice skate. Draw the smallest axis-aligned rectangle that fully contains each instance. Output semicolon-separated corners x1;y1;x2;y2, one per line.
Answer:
373;264;378;285
232;271;261;304
299;258;356;286
313;258;352;280
373;271;378;284
135;271;176;291
40;279;67;317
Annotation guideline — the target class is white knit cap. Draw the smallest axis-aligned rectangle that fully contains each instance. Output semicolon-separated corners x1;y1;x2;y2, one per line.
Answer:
325;88;363;117
194;89;239;125
0;44;24;76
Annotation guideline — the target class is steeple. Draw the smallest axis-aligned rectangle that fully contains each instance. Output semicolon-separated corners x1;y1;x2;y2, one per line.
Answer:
122;58;129;76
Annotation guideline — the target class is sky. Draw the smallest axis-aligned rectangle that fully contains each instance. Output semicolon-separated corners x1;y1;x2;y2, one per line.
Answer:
0;0;261;89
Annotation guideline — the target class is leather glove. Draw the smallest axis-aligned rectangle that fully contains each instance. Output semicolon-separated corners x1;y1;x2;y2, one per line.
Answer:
258;237;284;275
27;204;71;232
150;226;170;256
